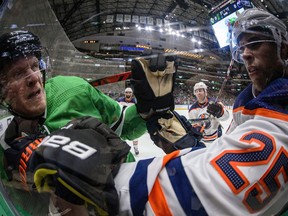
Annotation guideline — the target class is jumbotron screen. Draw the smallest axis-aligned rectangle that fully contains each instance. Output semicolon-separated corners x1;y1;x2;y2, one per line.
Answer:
209;0;253;48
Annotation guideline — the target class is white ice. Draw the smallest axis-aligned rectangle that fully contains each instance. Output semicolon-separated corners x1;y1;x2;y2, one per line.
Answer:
126;109;233;160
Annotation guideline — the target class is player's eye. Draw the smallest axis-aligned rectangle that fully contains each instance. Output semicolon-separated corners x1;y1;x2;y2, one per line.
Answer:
245;42;262;50
14;70;24;79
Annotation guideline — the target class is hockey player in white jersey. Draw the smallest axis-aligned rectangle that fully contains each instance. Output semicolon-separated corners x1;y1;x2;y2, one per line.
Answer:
114;8;287;215
188;81;230;145
9;8;288;216
114;8;288;215
118;87;140;155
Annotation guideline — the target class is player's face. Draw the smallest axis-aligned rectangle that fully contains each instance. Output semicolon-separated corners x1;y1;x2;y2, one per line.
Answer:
125;91;132;99
238;33;285;93
194;88;206;103
4;56;46;117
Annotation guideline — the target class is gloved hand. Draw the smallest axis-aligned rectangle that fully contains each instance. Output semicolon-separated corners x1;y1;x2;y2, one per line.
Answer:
191;123;205;134
207;101;224;118
1;134;43;184
189;114;211;133
130;51;177;120
147;111;205;154
30;116;131;215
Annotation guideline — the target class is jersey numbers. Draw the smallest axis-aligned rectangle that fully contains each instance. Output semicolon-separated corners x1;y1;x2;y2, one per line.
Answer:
211;130;288;213
41;135;97;160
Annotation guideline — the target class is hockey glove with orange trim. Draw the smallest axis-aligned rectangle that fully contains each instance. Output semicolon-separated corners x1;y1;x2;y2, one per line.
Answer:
147;111;204;154
2;134;43;183
130;52;177;120
30;116;131;215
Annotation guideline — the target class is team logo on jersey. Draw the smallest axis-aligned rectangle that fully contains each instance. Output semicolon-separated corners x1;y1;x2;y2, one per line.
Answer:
198;113;211;129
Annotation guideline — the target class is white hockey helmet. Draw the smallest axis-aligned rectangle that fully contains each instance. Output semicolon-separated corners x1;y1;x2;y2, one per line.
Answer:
232;8;288;63
193;82;207;94
125;87;133;93
232;8;288;44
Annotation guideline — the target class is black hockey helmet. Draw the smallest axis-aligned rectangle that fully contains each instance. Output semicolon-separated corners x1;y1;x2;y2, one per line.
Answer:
0;30;42;72
0;30;45;103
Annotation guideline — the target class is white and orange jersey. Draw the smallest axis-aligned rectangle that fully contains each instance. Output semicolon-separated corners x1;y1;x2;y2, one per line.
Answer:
118;97;137;107
115;78;288;215
188;97;230;143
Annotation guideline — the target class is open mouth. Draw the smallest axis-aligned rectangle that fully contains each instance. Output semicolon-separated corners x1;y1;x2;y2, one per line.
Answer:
247;66;258;74
27;89;42;100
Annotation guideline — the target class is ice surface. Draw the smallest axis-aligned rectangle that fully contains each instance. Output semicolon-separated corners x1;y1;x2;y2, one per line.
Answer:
127;109;233;160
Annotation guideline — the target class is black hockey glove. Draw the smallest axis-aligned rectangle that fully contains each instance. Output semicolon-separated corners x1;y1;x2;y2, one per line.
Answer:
207;101;224;118
147;111;205;154
3;134;43;171
3;134;43;183
30;116;131;216
130;52;177;120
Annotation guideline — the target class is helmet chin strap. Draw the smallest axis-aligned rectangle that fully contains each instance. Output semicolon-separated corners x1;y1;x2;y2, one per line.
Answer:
5;102;44;121
283;59;288;77
251;85;257;98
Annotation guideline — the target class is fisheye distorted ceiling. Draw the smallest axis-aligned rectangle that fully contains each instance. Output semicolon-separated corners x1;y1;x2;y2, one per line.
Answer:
48;0;288;43
47;0;288;94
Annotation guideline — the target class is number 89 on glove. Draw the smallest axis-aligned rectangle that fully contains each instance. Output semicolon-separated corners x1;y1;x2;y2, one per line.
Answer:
39;135;97;160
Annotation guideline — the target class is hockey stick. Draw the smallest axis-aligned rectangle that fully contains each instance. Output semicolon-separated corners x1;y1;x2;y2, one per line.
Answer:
215;58;234;102
89;71;132;87
205;58;233;120
188;117;211;123
88;51;177;87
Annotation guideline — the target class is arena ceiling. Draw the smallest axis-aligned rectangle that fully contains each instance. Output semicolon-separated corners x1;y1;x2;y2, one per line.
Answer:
46;0;288;95
48;0;288;42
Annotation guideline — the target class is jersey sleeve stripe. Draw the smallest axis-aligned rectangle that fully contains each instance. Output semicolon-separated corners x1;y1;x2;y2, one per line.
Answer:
128;149;194;215
129;158;154;215
243;107;288;121
167;157;208;216
148;178;173;216
162;150;181;166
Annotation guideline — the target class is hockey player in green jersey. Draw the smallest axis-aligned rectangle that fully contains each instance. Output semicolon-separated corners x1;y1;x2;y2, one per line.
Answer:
0;30;147;215
0;30;179;215
0;35;146;136
0;30;146;155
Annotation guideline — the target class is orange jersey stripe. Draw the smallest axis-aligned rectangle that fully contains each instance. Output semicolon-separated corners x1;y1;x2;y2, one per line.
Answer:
233;106;288;122
162;150;180;167
149;178;173;216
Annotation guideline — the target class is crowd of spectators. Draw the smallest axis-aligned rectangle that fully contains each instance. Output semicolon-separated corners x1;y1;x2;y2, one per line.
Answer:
174;83;235;107
0;82;235;117
0;81;235;118
98;81;236;107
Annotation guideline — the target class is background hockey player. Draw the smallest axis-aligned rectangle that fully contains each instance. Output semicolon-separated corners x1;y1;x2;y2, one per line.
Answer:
25;8;288;216
118;87;136;105
118;87;140;155
188;81;229;145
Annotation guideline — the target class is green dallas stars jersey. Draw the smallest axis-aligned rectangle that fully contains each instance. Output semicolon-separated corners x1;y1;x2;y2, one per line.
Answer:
44;76;146;141
0;76;147;215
